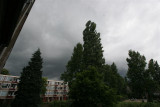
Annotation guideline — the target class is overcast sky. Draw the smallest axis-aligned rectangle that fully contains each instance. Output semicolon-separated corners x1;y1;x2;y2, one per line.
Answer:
5;0;160;80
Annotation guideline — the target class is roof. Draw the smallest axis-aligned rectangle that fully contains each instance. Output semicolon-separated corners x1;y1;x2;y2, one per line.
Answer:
0;74;19;78
0;0;27;47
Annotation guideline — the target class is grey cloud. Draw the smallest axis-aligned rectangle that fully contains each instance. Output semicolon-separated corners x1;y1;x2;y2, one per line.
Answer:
4;0;160;79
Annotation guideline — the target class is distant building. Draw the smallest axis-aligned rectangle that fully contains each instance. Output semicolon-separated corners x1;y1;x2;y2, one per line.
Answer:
0;75;19;100
43;80;69;102
0;74;69;102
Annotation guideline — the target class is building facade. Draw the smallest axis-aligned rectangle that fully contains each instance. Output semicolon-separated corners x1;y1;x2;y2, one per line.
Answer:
0;75;19;100
0;74;69;102
43;80;69;102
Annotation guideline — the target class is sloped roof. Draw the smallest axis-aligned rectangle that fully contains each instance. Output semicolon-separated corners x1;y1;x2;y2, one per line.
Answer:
0;0;27;47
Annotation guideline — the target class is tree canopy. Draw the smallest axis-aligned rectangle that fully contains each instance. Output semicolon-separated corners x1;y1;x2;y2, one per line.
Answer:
144;59;159;102
70;66;116;107
126;50;146;98
41;77;47;95
61;43;83;86
104;63;126;96
83;20;105;70
11;49;43;107
62;21;118;106
1;68;10;75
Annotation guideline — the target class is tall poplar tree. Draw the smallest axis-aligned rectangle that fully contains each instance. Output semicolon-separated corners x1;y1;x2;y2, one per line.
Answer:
144;59;157;102
69;21;117;106
153;61;160;85
11;49;43;107
126;50;146;98
83;20;105;70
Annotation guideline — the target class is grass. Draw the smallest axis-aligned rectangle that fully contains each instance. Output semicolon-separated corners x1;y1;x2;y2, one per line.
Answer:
41;101;72;107
116;102;160;107
41;101;160;107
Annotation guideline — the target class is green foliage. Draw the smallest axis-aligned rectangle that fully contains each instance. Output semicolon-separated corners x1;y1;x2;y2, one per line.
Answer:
126;50;160;102
69;66;117;107
0;100;12;107
126;50;146;98
83;20;105;69
41;77;47;95
153;61;160;87
152;61;160;101
62;21;119;106
61;43;83;86
1;68;10;75
11;49;43;107
104;63;126;98
104;64;116;88
144;59;159;102
111;63;118;74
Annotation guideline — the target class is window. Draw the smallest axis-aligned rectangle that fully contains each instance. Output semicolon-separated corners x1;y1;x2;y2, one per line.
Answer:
60;87;63;90
45;91;50;95
13;77;19;82
51;81;55;85
0;75;5;81
50;86;54;90
5;76;13;81
1;83;11;88
55;87;57;90
11;84;17;88
0;91;8;96
8;91;14;96
46;86;50;90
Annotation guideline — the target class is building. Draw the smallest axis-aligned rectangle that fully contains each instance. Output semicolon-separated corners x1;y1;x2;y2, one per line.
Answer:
0;75;19;100
43;80;69;102
0;74;69;102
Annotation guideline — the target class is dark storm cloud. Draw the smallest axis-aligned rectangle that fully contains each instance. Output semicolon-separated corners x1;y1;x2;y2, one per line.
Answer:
4;0;160;79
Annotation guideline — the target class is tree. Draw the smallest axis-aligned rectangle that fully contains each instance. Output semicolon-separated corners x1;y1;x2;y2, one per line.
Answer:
111;63;118;74
83;20;105;70
153;61;160;85
104;63;126;96
41;77;47;95
69;66;116;107
61;43;83;86
126;50;146;98
104;64;115;88
144;59;158;102
69;21;117;106
11;49;43;107
111;63;126;95
0;68;10;75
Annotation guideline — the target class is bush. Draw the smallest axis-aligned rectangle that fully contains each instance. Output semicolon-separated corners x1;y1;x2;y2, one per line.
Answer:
0;99;12;107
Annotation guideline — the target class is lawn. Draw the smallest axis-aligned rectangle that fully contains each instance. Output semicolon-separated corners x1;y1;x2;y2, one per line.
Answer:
116;102;160;107
41;101;160;107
